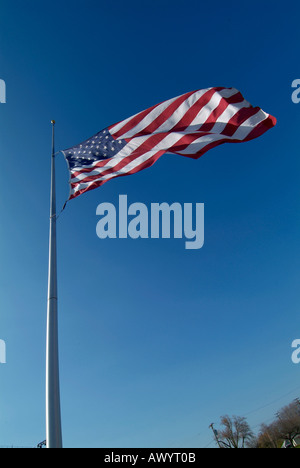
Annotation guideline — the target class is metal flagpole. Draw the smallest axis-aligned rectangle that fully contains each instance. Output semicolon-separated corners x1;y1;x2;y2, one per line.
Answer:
46;120;63;448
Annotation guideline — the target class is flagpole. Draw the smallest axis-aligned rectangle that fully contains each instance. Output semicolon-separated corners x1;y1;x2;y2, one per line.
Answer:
46;120;63;448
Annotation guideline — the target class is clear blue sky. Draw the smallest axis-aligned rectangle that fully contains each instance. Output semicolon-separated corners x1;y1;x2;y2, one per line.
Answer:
0;0;300;448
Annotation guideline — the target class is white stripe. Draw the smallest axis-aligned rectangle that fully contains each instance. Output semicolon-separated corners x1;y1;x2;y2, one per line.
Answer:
232;109;269;140
108;114;139;136
175;134;232;155
95;151;156;182
127;131;185;152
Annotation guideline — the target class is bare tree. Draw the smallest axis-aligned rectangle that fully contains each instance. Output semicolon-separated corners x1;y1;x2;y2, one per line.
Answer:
276;401;300;446
257;422;279;448
257;400;300;448
217;415;255;448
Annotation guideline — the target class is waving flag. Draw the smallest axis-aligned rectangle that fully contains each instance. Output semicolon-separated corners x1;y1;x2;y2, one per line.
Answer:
62;87;276;200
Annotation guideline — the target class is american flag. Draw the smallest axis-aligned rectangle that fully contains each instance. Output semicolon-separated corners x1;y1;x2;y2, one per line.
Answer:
62;87;276;200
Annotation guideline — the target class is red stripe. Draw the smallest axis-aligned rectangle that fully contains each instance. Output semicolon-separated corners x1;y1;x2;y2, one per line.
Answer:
221;106;261;137
165;132;211;154
71;155;115;179
179;137;235;160
124;132;170;155
242;114;277;142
